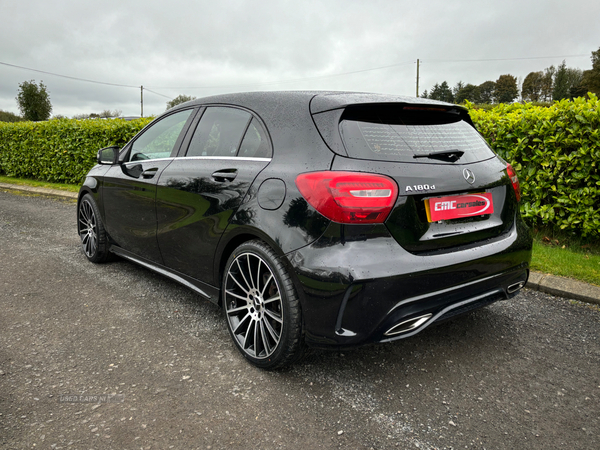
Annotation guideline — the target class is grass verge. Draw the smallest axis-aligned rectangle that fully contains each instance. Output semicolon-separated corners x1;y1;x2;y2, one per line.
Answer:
0;175;79;193
531;229;600;286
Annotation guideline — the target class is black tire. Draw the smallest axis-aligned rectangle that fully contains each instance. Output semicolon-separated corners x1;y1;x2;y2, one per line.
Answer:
77;194;112;263
222;240;305;369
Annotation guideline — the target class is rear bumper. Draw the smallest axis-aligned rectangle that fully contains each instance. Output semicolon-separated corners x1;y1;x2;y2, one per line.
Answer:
284;217;532;349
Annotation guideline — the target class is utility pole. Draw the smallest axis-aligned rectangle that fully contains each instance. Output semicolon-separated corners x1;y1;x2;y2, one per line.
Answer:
140;86;144;118
416;59;420;97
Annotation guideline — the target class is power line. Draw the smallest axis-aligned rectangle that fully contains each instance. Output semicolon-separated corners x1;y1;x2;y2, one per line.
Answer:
1;53;592;94
424;54;589;64
150;54;590;89
150;60;416;90
0;61;174;101
143;87;173;100
0;61;138;88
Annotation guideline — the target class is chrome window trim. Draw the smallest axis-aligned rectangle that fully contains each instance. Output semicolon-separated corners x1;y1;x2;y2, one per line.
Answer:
123;157;175;166
177;156;272;162
122;155;272;167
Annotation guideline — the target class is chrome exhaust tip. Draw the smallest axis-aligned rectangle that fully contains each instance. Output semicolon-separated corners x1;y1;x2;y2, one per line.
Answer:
384;313;432;337
507;281;525;294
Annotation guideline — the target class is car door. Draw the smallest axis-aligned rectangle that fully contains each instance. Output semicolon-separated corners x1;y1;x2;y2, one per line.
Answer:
155;106;272;286
102;108;196;263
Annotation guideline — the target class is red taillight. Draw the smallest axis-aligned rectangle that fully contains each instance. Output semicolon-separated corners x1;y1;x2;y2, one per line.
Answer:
506;163;521;202
295;171;399;224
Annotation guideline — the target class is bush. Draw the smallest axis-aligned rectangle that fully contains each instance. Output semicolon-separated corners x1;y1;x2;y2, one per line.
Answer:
469;94;600;238
0;110;25;123
0;117;152;184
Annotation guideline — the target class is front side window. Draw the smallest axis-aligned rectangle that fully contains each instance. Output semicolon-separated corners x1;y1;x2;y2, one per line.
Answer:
186;107;252;157
129;109;193;162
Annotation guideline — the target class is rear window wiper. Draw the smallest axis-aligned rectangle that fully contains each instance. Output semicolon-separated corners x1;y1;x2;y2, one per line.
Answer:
413;149;464;163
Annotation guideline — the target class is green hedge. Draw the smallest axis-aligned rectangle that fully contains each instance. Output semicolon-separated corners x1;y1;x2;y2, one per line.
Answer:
469;94;600;238
1;99;599;237
0;117;152;184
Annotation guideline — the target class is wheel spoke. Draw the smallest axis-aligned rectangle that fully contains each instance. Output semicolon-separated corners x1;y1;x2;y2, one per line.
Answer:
253;319;260;356
260;273;273;297
83;235;91;256
242;319;254;349
225;290;248;302
247;255;256;290
265;308;283;324
226;304;249;315
263;317;279;346
259;320;271;355
229;270;250;294
254;258;262;292
88;234;97;257
264;294;280;305
233;312;251;335
235;258;252;292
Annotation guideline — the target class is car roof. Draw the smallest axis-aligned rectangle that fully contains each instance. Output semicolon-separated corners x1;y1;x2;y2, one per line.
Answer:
181;91;463;115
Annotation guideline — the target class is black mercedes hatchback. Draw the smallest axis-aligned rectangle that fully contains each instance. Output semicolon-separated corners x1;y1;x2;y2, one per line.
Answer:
78;91;532;369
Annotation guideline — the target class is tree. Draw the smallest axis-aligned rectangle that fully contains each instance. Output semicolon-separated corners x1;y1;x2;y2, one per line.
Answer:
478;81;496;104
552;61;570;101
166;94;196;110
494;74;519;104
580;46;600;96
565;67;584;99
428;81;454;103
455;84;481;104
16;80;52;121
521;71;544;102
540;66;555;102
452;81;465;99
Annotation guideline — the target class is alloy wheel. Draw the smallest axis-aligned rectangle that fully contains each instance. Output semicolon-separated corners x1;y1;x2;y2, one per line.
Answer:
224;252;284;359
78;199;98;258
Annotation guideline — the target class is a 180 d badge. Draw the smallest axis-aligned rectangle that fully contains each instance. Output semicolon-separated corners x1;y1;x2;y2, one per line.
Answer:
405;184;435;192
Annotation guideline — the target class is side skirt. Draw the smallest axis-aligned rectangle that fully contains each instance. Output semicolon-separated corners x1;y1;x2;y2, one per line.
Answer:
110;246;221;304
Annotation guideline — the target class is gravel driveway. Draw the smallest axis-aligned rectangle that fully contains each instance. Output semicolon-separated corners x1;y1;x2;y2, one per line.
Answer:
1;190;599;450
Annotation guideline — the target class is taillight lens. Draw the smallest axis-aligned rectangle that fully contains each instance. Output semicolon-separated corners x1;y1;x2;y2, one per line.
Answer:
295;171;399;224
506;163;521;202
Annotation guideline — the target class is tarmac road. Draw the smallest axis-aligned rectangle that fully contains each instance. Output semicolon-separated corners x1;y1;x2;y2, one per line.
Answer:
1;189;599;450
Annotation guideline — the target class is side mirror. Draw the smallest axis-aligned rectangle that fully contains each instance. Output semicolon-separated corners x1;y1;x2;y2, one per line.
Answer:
97;146;120;165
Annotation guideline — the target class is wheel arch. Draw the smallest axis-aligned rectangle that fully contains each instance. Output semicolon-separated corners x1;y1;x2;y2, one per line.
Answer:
215;230;281;306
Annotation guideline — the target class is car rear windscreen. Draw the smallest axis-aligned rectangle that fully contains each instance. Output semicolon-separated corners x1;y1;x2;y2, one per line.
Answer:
338;106;496;164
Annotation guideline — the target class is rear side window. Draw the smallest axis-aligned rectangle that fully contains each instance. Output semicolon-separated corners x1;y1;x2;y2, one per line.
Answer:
238;118;271;158
338;106;495;164
186;107;251;157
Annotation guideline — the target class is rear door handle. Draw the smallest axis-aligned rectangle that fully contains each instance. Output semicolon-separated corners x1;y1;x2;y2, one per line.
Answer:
142;167;159;179
212;169;238;182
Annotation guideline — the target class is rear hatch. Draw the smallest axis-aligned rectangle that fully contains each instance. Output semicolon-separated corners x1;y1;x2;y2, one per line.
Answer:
312;102;519;254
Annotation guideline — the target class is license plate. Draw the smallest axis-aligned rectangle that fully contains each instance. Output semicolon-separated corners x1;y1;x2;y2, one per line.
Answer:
425;192;494;222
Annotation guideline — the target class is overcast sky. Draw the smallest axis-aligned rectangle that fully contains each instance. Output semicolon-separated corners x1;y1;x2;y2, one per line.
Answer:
1;0;599;118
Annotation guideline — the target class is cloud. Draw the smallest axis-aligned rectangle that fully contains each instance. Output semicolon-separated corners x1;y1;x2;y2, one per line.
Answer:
1;0;598;117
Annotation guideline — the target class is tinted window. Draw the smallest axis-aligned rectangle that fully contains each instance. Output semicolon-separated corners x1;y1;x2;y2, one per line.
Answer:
339;107;495;164
238;118;271;158
129;109;193;162
186;107;251;157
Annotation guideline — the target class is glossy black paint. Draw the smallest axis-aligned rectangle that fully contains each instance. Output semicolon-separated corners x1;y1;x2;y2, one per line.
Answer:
78;91;532;350
155;157;270;285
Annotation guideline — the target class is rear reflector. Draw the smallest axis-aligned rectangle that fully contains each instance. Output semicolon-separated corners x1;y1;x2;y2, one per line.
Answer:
506;163;521;202
295;171;398;224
